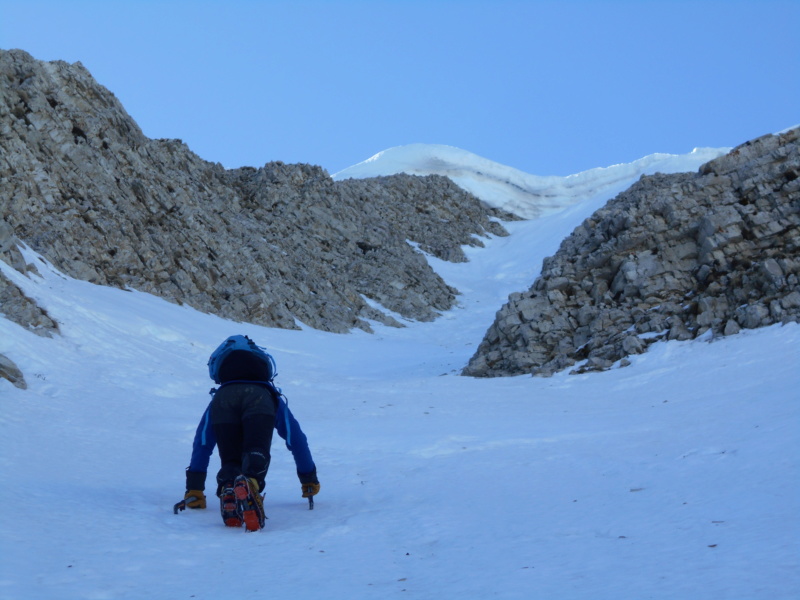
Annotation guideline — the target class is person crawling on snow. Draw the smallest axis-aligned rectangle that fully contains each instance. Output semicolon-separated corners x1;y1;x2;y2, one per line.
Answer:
182;335;320;531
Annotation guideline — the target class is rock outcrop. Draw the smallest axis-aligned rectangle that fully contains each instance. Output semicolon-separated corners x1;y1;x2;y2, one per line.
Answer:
464;127;800;377
0;352;27;389
0;221;60;336
0;49;513;335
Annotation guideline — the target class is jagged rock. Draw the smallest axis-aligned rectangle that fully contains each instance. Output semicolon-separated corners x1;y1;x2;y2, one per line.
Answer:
0;274;59;336
0;353;27;389
0;266;59;337
0;218;59;335
0;49;514;334
464;127;800;377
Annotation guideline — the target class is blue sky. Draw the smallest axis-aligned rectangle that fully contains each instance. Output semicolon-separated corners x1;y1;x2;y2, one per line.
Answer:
2;0;798;176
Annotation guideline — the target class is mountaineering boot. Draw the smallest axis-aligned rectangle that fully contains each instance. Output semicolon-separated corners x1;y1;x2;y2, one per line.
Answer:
219;482;242;528
234;475;266;532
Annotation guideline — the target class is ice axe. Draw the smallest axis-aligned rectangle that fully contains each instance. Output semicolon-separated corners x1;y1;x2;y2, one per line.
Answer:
173;495;201;514
304;485;315;510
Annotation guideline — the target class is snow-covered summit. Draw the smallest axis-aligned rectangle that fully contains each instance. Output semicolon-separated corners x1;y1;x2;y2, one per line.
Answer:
334;143;730;219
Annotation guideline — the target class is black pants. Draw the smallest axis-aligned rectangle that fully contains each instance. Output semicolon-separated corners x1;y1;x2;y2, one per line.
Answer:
210;383;276;494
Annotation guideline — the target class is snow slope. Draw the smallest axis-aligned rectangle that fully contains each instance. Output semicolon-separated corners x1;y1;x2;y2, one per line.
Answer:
0;149;798;600
333;144;729;218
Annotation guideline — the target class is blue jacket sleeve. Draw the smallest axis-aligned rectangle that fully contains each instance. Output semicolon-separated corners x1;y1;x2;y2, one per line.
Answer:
188;402;216;474
275;398;316;478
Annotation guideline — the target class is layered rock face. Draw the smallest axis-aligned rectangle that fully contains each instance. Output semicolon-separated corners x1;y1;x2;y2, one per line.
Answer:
464;127;800;377
0;49;512;335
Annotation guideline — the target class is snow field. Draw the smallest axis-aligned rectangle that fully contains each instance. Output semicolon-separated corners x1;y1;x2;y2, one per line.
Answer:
1;146;798;599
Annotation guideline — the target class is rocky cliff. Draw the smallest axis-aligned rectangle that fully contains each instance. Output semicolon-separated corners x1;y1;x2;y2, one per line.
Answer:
464;127;800;377
0;49;514;337
4;49;797;384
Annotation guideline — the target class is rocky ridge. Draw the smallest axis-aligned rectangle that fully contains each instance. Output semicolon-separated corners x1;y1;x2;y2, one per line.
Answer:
4;48;797;385
464;127;800;377
0;49;514;341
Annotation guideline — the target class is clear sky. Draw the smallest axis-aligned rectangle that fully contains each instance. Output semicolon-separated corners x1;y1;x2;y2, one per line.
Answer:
1;0;798;176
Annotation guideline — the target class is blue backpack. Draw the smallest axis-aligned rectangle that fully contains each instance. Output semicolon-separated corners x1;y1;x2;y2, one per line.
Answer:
207;335;277;384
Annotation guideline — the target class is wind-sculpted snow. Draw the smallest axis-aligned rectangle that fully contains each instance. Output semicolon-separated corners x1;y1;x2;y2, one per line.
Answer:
334;143;729;219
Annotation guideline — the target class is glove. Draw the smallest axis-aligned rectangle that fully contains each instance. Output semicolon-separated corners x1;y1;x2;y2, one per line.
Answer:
302;483;320;498
184;490;207;509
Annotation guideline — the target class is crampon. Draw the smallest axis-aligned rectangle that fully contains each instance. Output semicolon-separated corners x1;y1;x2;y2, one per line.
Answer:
234;475;266;532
